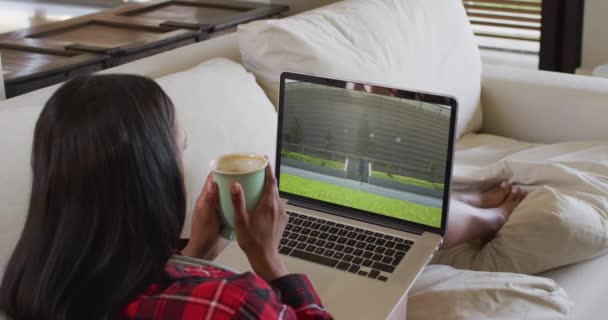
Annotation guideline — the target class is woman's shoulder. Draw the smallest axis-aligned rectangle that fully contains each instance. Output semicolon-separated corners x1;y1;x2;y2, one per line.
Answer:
119;261;267;319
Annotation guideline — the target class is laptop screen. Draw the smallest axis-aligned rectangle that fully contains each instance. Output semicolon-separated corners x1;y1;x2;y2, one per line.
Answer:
278;74;455;230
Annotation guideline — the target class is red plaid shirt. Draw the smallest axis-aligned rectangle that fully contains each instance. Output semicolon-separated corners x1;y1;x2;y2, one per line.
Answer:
119;259;333;319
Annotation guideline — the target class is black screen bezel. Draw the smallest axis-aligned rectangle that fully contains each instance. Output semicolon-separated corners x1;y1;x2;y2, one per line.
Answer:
276;72;458;236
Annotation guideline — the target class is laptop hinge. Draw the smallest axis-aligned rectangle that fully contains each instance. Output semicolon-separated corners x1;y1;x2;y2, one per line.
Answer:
288;199;424;236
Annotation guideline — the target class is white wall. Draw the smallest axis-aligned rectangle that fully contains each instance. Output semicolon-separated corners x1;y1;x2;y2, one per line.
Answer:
580;0;608;73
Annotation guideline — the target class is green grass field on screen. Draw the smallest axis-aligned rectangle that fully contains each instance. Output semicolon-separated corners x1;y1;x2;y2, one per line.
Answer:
280;173;441;227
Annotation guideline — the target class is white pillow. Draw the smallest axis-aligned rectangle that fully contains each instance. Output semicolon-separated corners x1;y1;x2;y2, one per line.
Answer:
156;58;278;236
0;105;40;275
238;0;483;139
433;134;608;275
408;265;572;320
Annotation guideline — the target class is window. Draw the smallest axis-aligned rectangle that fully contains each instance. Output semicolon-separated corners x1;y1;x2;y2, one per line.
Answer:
463;0;585;73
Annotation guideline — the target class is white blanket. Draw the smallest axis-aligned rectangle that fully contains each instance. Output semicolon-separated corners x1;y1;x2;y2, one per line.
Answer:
434;134;608;275
408;265;572;320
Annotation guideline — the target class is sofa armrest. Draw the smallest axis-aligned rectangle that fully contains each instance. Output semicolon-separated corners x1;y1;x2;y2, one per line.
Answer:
480;64;608;143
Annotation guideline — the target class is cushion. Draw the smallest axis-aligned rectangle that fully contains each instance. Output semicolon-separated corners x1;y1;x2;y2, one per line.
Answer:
238;0;483;139
155;58;277;237
0;58;277;274
408;265;572;320
0;105;40;275
433;134;608;275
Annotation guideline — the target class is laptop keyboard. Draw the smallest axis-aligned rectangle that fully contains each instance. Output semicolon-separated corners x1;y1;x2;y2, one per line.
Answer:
279;211;414;282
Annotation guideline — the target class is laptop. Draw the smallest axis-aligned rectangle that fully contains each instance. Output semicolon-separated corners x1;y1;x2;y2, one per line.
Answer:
216;72;458;319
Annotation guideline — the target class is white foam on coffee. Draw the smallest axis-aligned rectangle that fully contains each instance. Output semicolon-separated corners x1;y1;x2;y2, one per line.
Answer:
215;155;266;173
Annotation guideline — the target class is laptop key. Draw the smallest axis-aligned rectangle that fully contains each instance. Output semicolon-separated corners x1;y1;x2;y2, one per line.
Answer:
343;247;354;254
280;238;288;245
289;233;298;240
306;237;316;244
298;235;308;242
297;243;307;250
394;237;405;243
315;247;326;255
329;227;339;233
302;221;312;228
328;235;339;242
337;237;347;244
307;216;317;222
301;229;311;235
368;270;380;279
375;247;386;254
364;230;374;235
395;243;410;252
372;262;396;273
283;231;290;238
325;242;335;249
362;251;373;259
311;223;322;230
336;223;345;228
292;226;303;233
293;219;303;226
335;244;345;252
366;236;377;243
353;257;364;265
311;230;321;237
374;232;384;238
365;244;376;251
285;224;293;231
382;256;393;264
320;226;330;232
337;261;350;271
377;276;388;282
383;235;394;240
385;241;396;248
326;221;336;226
319;233;330;240
290;249;339;268
391;252;405;266
356;242;366;249
345;225;354;230
338;229;348;236
375;238;386;246
288;240;298;247
372;254;383;262
358;270;368;276
348;265;360;273
334;252;344;260
362;259;373;267
347;239;357;246
353;249;364;256
385;249;396;256
405;240;415;246
343;255;354;262
279;246;292;255
356;234;367;241
354;228;364;233
325;250;335;257
305;245;316;252
347;232;358;239
316;239;326;247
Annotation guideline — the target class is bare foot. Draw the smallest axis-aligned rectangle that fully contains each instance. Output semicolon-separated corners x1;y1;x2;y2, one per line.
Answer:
453;181;511;209
481;187;528;237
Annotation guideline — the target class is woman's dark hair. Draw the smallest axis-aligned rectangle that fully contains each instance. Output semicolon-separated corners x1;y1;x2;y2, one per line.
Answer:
0;75;186;320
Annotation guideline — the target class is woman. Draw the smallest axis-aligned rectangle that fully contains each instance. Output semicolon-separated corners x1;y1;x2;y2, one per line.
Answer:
0;75;333;320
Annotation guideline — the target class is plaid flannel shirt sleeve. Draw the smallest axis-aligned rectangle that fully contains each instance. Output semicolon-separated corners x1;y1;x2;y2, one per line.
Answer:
237;273;334;319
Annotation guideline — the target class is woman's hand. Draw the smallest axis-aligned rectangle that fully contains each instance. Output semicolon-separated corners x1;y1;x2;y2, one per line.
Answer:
231;163;289;281
182;174;229;261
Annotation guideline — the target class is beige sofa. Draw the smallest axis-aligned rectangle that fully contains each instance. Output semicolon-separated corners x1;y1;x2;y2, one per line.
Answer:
2;1;608;319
